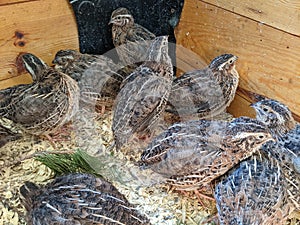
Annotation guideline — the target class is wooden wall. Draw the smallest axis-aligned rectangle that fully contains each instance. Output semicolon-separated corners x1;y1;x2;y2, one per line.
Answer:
0;0;299;120
175;0;300;120
0;0;78;88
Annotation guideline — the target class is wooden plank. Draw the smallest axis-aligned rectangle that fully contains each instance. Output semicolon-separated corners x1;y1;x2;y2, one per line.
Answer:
0;0;78;89
235;87;300;122
176;44;208;76
202;0;300;36
227;94;256;119
0;0;39;7
175;0;300;119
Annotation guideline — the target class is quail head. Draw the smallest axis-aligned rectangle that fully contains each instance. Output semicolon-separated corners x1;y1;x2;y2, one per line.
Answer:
215;99;300;225
252;99;300;210
52;49;126;111
0;124;21;148
166;54;239;121
112;35;173;151
20;173;151;225
140;116;273;191
0;53;79;138
109;7;156;67
250;99;296;140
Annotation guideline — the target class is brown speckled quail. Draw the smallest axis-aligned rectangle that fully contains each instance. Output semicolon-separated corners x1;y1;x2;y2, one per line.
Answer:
215;99;299;225
166;54;239;121
140;117;273;191
20;173;151;225
0;124;21;148
0;53;79;140
112;35;173;150
109;7;156;67
52;49;125;111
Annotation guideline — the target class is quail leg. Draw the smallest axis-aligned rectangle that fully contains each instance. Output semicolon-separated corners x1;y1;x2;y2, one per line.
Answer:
194;189;215;207
43;122;73;147
171;186;215;208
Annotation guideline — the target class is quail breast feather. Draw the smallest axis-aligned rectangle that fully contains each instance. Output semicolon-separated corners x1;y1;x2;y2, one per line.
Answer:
215;99;300;225
0;53;79;136
167;54;239;120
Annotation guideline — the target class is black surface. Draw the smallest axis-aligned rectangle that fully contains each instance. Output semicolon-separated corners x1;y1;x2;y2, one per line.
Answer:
68;0;184;65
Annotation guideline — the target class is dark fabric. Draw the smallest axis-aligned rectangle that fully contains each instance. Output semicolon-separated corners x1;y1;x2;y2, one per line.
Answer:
68;0;184;66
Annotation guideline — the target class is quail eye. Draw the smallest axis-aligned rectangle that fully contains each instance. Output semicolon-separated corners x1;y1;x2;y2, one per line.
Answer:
258;135;264;139
263;107;268;112
229;59;233;64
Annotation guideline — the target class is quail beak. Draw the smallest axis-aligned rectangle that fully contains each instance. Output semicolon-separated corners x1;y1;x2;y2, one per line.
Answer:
108;19;114;25
250;103;268;119
52;59;58;64
250;102;259;108
250;102;262;116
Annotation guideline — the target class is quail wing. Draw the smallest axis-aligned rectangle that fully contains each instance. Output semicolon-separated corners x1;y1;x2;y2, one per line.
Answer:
112;68;172;149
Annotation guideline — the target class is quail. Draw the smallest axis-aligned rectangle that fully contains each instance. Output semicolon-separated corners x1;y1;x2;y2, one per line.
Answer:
140;117;273;191
215;153;288;225
215;99;299;225
112;35;173;150
251;99;297;141
251;99;300;211
20;173;151;225
0;124;21;148
166;54;239;121
109;7;156;67
52;49;125;111
0;53;79;140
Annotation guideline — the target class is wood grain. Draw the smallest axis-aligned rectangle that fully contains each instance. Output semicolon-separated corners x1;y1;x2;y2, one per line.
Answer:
175;0;300;120
0;0;39;7
0;0;78;88
202;0;300;36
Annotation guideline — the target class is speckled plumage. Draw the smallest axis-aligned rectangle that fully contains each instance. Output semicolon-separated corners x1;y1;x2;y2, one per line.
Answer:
0;124;21;147
215;99;300;225
52;49;125;106
112;36;173;150
109;7;156;67
140;117;273;190
252;99;300;212
215;153;288;225
20;173;150;225
166;54;239;120
0;53;79;136
251;99;296;139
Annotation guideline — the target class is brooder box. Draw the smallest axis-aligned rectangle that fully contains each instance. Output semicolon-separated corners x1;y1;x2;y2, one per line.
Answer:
0;0;299;224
